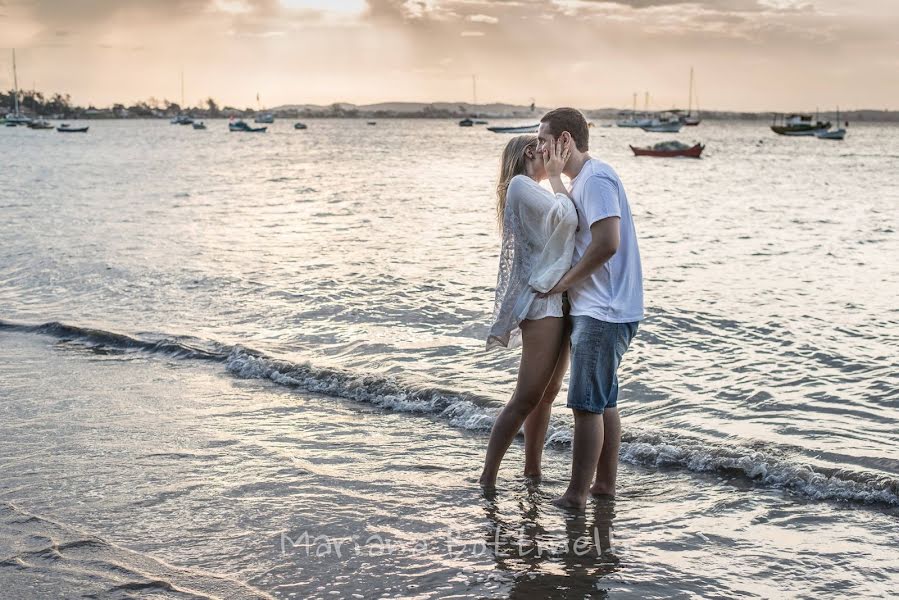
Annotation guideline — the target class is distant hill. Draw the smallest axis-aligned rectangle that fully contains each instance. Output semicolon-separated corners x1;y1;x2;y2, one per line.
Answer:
271;101;543;118
271;102;899;122
8;87;896;121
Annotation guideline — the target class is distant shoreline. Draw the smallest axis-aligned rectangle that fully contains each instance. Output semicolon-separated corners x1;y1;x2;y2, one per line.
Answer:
3;91;897;122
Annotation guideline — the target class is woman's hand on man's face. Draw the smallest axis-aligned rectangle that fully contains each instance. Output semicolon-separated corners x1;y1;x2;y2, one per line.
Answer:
543;135;571;178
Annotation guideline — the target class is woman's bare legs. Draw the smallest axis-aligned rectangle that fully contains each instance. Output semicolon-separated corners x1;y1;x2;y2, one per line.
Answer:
522;324;571;479
479;317;566;488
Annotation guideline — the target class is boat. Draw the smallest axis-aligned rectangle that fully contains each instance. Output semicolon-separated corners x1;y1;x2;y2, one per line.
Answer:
487;124;539;134
27;117;53;130
294;122;308;130
771;113;831;136
229;119;266;132
5;49;31;126
192;121;206;130
641;114;684;133
367;121;377;125
630;140;704;158
816;128;846;140
253;92;274;123
617;117;651;128
473;119;488;125
57;123;89;133
169;70;193;124
617;118;651;128
458;118;474;127
617;93;652;128
681;68;701;126
815;107;847;140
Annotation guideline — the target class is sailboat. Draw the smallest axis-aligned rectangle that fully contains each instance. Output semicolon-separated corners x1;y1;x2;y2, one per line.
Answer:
254;92;274;124
459;75;488;126
617;92;652;128
5;49;32;126
170;69;193;125
683;67;701;126
815;107;847;140
641;112;684;133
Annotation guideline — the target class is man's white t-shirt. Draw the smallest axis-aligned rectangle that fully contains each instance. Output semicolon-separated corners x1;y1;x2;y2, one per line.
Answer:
568;158;644;323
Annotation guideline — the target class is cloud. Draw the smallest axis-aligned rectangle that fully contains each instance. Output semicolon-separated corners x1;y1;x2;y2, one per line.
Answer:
467;13;498;24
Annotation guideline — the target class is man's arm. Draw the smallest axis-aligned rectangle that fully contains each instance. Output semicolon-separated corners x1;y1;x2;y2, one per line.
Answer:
540;216;619;296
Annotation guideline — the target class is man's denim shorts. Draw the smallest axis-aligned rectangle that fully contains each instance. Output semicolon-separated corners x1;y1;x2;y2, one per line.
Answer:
567;316;639;414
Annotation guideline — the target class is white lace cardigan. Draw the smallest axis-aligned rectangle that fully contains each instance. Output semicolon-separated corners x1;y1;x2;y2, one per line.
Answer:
487;175;578;349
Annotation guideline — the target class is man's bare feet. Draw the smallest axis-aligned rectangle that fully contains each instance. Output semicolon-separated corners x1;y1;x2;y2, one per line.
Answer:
589;483;615;497
552;492;587;510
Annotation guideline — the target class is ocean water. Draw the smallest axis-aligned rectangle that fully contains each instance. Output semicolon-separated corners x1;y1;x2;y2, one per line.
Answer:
1;118;897;598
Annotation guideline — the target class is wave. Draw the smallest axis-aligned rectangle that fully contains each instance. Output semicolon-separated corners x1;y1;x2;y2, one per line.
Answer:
0;319;228;361
3;318;898;508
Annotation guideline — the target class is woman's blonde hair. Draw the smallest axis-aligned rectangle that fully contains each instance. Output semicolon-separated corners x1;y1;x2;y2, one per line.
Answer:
496;134;538;233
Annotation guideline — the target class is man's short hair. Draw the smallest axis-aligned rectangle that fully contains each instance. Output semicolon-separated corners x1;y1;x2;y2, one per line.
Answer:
540;107;589;152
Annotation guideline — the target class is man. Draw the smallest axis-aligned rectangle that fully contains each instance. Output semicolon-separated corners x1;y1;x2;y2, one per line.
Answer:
536;107;644;509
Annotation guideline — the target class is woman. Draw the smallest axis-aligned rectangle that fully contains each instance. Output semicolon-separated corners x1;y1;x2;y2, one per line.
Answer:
480;134;577;487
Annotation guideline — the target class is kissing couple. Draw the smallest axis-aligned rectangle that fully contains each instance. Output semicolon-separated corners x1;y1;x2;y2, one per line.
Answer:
480;107;644;509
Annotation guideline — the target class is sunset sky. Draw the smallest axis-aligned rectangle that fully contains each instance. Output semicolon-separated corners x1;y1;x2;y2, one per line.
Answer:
1;0;897;112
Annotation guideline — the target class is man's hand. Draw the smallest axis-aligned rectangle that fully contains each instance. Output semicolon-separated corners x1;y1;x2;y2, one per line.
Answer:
537;273;571;298
537;217;620;299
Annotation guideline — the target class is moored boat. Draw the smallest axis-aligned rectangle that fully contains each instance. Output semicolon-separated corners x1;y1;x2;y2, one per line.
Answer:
229;119;266;132
5;49;30;126
486;124;539;134
814;108;847;140
617;92;652;128
630;141;704;158
192;121;206;130
771;113;831;136
254;113;274;124
27;117;53;130
294;122;308;130
57;123;89;133
641;114;684;133
681;67;701;126
816;128;846;140
617;117;652;128
458;118;474;127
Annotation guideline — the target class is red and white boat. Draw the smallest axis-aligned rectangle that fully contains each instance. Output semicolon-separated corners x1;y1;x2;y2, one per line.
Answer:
630;141;704;158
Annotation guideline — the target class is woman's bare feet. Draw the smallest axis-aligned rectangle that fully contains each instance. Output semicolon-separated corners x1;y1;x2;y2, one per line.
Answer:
523;469;542;483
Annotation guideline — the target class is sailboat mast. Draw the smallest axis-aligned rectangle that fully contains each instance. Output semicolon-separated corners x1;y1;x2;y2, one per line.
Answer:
472;75;477;107
12;49;20;116
632;92;637;117
688;67;694;115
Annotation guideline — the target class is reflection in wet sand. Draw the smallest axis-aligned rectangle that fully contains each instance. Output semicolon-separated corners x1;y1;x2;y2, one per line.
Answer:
483;486;619;598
